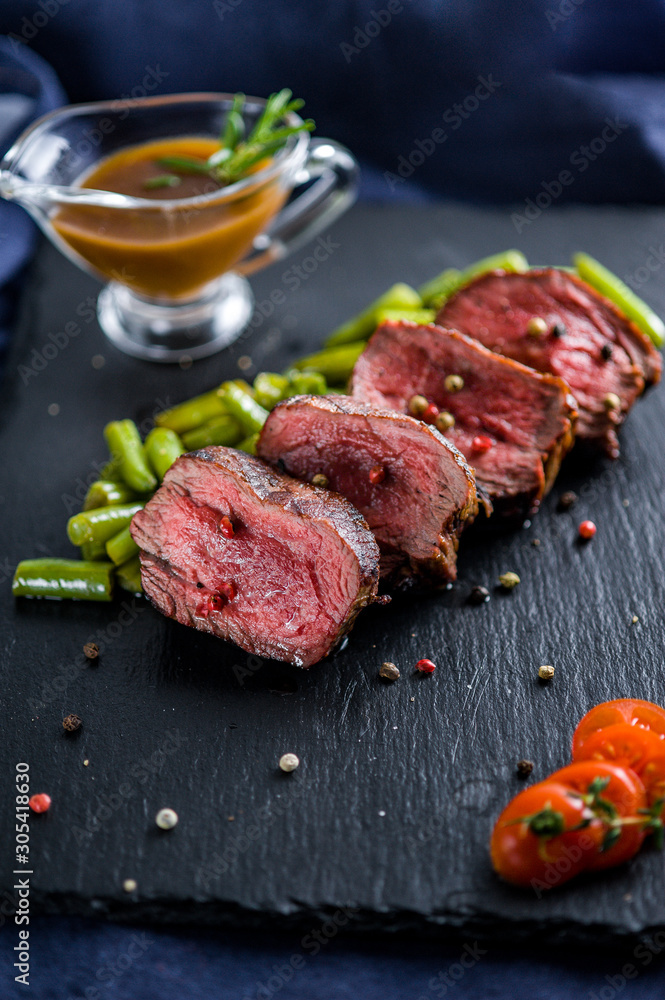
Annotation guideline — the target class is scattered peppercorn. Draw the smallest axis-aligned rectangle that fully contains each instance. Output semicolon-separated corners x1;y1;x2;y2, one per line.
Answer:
422;402;439;424
279;752;300;772
311;473;329;488
603;392;621;411
62;713;82;732
219;515;235;538
526;317;548;338
29;793;51;813
471;435;493;453
557;491;578;511
468;585;490;605
369;465;386;485
122;879;138;893
551;322;566;338
435;410;455;433
415;658;436;674
578;520;596;540
600;343;613;361
499;571;520;590
516;759;534;777
531;538;541;547
379;661;400;681
408;394;429;418
155;807;179;830
538;664;555;681
444;374;464;393
83;642;99;660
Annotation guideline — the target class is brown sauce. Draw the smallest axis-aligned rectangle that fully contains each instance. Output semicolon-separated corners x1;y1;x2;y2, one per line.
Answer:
53;137;286;299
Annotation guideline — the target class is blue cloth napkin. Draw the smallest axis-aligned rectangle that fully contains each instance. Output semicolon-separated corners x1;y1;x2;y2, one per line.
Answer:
0;36;65;365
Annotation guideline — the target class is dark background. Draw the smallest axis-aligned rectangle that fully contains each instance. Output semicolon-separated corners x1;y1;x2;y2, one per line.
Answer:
2;2;665;998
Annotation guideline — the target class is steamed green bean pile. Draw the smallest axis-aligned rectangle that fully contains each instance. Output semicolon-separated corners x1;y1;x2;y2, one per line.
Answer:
13;250;662;601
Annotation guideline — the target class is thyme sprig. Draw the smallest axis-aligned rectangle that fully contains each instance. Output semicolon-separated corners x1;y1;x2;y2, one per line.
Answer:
144;89;314;191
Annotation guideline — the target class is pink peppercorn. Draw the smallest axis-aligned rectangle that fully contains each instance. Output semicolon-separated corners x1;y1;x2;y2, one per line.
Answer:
415;658;436;674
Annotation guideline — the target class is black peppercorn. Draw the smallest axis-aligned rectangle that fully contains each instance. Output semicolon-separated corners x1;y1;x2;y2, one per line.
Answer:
517;759;534;778
557;490;578;511
468;585;490;605
63;713;82;732
551;322;566;338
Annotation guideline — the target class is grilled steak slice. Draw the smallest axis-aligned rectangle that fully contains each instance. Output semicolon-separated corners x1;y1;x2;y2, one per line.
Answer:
350;320;576;519
257;394;482;587
439;267;662;457
130;447;380;668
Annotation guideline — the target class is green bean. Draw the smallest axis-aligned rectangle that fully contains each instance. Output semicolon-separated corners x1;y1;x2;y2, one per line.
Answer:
237;432;259;455
144;427;185;481
219;381;269;434
253;372;290;409
287;370;327;396
573;252;665;347
67;502;144;547
420;251;529;309
325;283;422;347
116;555;143;594
80;540;107;561
181;414;244;450
12;558;114;601
291;342;367;384
418;268;462;307
104;420;157;493
375;308;436;325
155;388;228;434
99;457;122;481
105;526;140;566
83;480;139;511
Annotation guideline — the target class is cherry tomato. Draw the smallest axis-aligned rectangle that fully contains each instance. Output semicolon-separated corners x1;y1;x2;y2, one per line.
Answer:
573;722;665;774
490;781;599;889
572;699;665;759
490;761;648;889
638;755;665;810
548;762;647;870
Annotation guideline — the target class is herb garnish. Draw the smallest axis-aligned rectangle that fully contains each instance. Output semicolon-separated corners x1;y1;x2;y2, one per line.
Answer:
143;89;314;191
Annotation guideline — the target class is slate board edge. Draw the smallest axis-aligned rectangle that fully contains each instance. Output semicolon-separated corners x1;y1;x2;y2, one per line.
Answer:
33;891;665;947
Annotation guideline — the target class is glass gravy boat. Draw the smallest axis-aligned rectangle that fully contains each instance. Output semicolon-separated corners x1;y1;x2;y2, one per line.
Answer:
0;93;358;362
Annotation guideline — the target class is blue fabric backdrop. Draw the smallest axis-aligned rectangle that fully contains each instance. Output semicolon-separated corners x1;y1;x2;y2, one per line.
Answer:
2;3;665;996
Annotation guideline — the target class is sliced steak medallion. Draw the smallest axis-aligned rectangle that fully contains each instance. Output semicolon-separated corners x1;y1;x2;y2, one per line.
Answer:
350;320;577;519
257;394;483;587
130;447;380;668
439;267;662;457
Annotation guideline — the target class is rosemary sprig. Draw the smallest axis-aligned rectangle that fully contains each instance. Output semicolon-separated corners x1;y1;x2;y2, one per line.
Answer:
144;89;314;191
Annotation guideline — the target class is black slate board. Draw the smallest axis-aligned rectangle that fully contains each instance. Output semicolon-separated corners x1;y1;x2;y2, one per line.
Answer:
2;203;665;943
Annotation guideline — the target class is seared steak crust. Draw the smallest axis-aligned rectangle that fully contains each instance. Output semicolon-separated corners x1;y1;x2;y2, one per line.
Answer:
350;320;577;519
257;394;482;587
439;267;661;457
130;447;380;667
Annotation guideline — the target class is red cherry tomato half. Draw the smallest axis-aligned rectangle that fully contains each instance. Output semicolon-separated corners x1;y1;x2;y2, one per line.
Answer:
573;722;665;774
547;761;647;870
572;699;665;759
